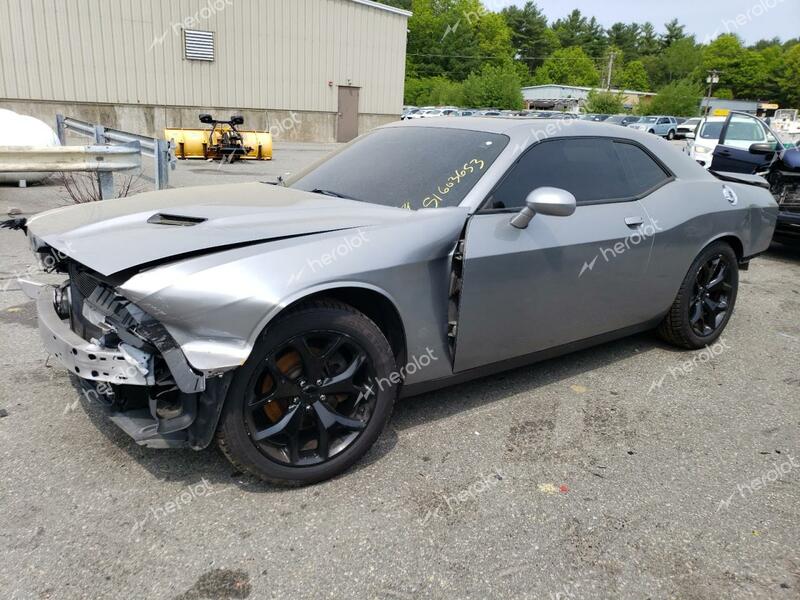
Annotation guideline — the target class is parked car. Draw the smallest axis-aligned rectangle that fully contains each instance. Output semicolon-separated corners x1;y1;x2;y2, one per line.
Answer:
605;115;640;127
404;106;435;120
685;116;726;167
628;116;678;139
704;111;800;245
676;117;702;139
8;118;777;485
686;115;779;169
581;114;610;121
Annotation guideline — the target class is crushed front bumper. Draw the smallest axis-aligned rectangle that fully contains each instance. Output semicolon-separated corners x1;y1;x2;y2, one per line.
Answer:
21;279;153;386
19;277;231;450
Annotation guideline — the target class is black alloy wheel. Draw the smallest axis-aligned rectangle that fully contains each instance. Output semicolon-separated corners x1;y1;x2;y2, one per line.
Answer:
657;241;739;349
217;300;397;485
689;253;733;338
244;331;376;466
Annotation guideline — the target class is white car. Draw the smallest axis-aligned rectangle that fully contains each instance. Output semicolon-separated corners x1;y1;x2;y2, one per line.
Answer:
675;117;702;139
405;106;435;120
686;114;780;169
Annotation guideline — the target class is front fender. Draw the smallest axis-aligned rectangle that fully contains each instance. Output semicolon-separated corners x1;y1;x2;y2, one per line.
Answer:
118;208;468;381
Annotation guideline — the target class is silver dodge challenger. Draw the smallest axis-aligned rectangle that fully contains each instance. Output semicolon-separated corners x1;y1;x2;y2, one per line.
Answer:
10;118;778;484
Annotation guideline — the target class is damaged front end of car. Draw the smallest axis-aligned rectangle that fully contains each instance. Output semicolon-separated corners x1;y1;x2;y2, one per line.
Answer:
19;245;232;450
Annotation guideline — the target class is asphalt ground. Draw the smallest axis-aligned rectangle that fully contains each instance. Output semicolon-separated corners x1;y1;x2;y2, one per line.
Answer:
0;140;798;600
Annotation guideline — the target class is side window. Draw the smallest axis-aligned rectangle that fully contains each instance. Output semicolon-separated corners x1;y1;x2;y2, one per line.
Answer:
721;114;767;150
486;138;632;209
613;142;671;195
658;118;668;124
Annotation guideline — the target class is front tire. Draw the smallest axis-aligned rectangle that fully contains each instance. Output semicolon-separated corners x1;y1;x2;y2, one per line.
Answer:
657;241;739;349
217;300;397;485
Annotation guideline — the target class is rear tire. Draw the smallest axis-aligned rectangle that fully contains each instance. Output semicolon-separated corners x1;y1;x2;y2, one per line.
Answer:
657;241;738;349
217;300;397;485
667;130;676;140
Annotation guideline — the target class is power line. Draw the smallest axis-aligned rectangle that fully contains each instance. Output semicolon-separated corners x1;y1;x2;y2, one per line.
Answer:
406;51;609;62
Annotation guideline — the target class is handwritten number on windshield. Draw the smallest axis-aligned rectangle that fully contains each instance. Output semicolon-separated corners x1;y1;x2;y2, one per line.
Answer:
418;158;486;209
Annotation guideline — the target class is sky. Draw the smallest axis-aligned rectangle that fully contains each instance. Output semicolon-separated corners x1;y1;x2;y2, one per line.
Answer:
484;0;800;44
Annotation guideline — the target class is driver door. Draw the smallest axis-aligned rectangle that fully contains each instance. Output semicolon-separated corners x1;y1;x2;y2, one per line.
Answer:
709;112;781;173
453;137;667;373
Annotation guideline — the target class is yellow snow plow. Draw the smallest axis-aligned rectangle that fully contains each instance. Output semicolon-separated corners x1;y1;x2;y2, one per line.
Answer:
165;114;272;161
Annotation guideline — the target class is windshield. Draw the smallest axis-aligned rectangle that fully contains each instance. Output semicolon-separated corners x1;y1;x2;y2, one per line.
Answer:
681;119;700;127
699;122;724;139
605;116;625;123
288;126;509;209
641;117;658;123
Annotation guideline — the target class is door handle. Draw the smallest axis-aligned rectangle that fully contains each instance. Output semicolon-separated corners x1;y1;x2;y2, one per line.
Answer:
625;216;644;227
718;150;731;156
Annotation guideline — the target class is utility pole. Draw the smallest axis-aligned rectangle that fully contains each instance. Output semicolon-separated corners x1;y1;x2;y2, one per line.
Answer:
705;69;721;116
606;52;615;90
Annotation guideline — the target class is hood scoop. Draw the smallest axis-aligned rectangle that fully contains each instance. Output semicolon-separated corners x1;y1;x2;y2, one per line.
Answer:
147;213;207;227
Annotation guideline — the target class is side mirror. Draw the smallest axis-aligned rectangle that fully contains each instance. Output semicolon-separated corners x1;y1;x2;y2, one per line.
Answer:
510;187;577;229
685;132;695;139
749;142;775;155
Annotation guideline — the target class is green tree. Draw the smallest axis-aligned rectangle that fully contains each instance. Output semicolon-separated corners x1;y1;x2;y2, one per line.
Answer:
461;63;524;109
475;11;516;67
703;34;769;99
532;46;600;86
551;10;607;58
637;22;660;56
607;22;640;61
585;89;625;113
661;19;687;48
647;79;702;116
501;1;558;74
644;37;702;87
777;43;800;106
620;60;650;91
403;76;465;106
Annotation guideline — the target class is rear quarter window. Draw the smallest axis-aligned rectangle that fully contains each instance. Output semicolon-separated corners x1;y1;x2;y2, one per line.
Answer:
613;141;672;196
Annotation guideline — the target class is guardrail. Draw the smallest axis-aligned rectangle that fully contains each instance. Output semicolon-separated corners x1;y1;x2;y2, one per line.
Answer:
0;143;142;200
56;114;175;190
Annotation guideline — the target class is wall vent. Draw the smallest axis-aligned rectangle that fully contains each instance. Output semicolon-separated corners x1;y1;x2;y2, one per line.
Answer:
183;29;214;61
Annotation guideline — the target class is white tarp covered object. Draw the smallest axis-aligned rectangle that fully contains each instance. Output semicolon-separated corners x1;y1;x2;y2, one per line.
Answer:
0;109;61;183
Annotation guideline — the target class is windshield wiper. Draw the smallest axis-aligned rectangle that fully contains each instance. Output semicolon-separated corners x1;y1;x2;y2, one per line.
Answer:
310;188;353;200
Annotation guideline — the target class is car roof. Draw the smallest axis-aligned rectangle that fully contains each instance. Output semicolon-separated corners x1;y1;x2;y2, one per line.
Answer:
381;117;709;181
385;115;645;137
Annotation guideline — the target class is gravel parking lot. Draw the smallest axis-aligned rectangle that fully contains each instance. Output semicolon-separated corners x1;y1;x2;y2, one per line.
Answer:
0;141;798;600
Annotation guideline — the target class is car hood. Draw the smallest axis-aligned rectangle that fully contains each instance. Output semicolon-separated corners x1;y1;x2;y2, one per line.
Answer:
27;182;418;276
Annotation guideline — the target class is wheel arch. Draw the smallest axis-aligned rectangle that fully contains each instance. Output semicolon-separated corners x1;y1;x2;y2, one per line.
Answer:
265;283;408;368
708;233;744;259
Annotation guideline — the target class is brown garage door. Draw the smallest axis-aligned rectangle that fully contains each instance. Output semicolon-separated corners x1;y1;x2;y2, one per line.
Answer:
337;86;359;142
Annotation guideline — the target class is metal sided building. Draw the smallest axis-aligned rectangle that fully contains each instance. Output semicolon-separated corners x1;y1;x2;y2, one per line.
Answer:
0;0;410;142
